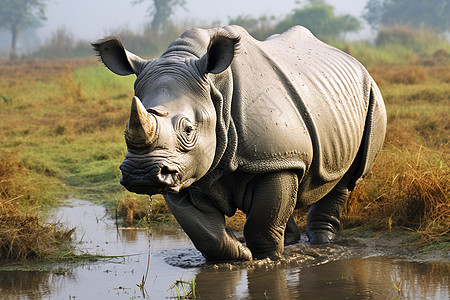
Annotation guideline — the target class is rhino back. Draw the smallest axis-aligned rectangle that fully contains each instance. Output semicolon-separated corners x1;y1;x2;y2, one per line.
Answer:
227;26;372;200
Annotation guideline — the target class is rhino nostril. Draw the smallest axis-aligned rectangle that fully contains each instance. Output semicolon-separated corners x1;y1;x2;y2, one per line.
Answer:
158;166;179;186
160;165;177;176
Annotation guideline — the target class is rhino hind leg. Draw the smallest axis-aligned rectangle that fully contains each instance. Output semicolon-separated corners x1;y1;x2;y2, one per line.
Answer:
306;183;350;244
284;215;300;245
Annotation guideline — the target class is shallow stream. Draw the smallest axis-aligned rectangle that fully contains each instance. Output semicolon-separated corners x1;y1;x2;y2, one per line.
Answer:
0;199;448;299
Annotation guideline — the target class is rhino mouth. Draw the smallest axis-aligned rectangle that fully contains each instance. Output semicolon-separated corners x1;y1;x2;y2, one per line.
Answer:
119;157;182;195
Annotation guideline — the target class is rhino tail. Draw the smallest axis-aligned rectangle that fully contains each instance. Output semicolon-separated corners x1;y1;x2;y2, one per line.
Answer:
347;80;387;190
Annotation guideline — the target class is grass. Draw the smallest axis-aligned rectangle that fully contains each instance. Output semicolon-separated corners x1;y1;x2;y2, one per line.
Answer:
336;26;450;68
168;278;197;299
0;201;73;261
344;146;449;240
117;195;174;227
0;149;73;261
0;30;449;260
0;59;137;261
0;58;134;201
342;63;449;244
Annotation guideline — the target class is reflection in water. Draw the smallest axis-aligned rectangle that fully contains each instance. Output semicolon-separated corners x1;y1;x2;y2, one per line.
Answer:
194;258;450;299
0;271;52;300
295;258;450;300
121;227;139;242
247;268;296;299
0;199;448;299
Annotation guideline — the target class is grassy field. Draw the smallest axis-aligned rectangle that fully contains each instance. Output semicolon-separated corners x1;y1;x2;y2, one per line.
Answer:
343;64;449;243
0;39;449;260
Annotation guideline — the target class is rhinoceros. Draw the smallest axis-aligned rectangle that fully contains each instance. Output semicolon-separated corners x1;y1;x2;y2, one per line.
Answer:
92;25;386;261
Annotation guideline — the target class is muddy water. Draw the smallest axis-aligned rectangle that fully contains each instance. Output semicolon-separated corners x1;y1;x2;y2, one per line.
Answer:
0;199;448;299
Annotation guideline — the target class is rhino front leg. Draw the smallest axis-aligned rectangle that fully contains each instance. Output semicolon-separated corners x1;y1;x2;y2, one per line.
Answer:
164;189;252;262
306;183;349;244
244;171;299;260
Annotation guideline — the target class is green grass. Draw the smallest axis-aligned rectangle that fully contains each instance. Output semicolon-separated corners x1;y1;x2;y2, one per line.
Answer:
0;59;139;205
335;26;450;68
0;59;145;261
168;278;197;300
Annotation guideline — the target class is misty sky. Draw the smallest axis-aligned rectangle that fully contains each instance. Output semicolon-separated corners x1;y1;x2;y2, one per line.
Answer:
37;0;367;42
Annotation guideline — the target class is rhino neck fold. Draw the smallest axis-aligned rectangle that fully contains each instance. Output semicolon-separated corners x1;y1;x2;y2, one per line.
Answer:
204;70;238;176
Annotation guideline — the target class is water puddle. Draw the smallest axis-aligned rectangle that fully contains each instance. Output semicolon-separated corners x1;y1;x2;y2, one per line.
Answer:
0;199;448;299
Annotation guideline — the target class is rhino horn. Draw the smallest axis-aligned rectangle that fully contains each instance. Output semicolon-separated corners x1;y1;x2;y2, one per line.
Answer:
125;96;158;147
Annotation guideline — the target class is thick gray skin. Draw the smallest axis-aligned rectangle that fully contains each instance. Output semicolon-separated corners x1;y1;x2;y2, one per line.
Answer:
92;25;386;261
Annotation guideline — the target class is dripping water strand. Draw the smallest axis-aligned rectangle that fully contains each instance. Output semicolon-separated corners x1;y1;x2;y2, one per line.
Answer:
138;195;153;297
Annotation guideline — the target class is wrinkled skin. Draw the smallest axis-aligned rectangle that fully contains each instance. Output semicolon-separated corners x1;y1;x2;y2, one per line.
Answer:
92;25;386;261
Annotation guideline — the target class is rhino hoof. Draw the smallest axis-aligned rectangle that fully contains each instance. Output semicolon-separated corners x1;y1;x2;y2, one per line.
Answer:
308;231;335;245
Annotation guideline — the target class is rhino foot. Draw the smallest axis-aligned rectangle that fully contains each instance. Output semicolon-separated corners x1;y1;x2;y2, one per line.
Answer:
306;184;349;245
306;220;339;245
307;230;336;244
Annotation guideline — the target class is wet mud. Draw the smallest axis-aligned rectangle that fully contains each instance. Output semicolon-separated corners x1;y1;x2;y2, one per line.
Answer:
0;199;448;299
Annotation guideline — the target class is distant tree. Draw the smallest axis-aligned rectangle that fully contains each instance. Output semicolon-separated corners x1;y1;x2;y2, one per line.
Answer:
275;0;361;42
133;0;186;34
363;0;450;32
363;0;383;31
0;0;47;59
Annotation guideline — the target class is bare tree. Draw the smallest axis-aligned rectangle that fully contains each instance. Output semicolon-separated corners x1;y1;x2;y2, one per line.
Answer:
0;0;47;59
133;0;186;34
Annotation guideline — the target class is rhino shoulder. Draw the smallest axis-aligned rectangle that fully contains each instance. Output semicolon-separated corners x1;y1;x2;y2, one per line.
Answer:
264;25;316;43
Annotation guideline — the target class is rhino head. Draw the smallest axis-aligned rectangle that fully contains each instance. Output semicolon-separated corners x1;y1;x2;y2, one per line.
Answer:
92;31;239;195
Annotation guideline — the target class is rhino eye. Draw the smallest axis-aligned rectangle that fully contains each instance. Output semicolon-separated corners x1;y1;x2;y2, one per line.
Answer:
176;117;198;151
184;125;193;135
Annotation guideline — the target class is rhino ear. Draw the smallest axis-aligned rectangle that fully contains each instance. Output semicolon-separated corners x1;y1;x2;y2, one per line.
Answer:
91;36;146;76
198;30;240;75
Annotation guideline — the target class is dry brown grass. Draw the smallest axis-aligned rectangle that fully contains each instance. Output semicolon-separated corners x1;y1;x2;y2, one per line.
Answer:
0;149;56;206
0;199;73;261
342;62;449;243
121;197;138;226
370;65;428;85
0;58;94;78
117;195;174;226
344;146;449;242
225;210;246;232
369;64;450;87
147;195;174;222
225;207;310;232
0;150;73;261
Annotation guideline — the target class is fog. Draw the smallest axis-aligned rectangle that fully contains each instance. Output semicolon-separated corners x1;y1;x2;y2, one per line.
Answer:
0;0;366;55
39;0;365;40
